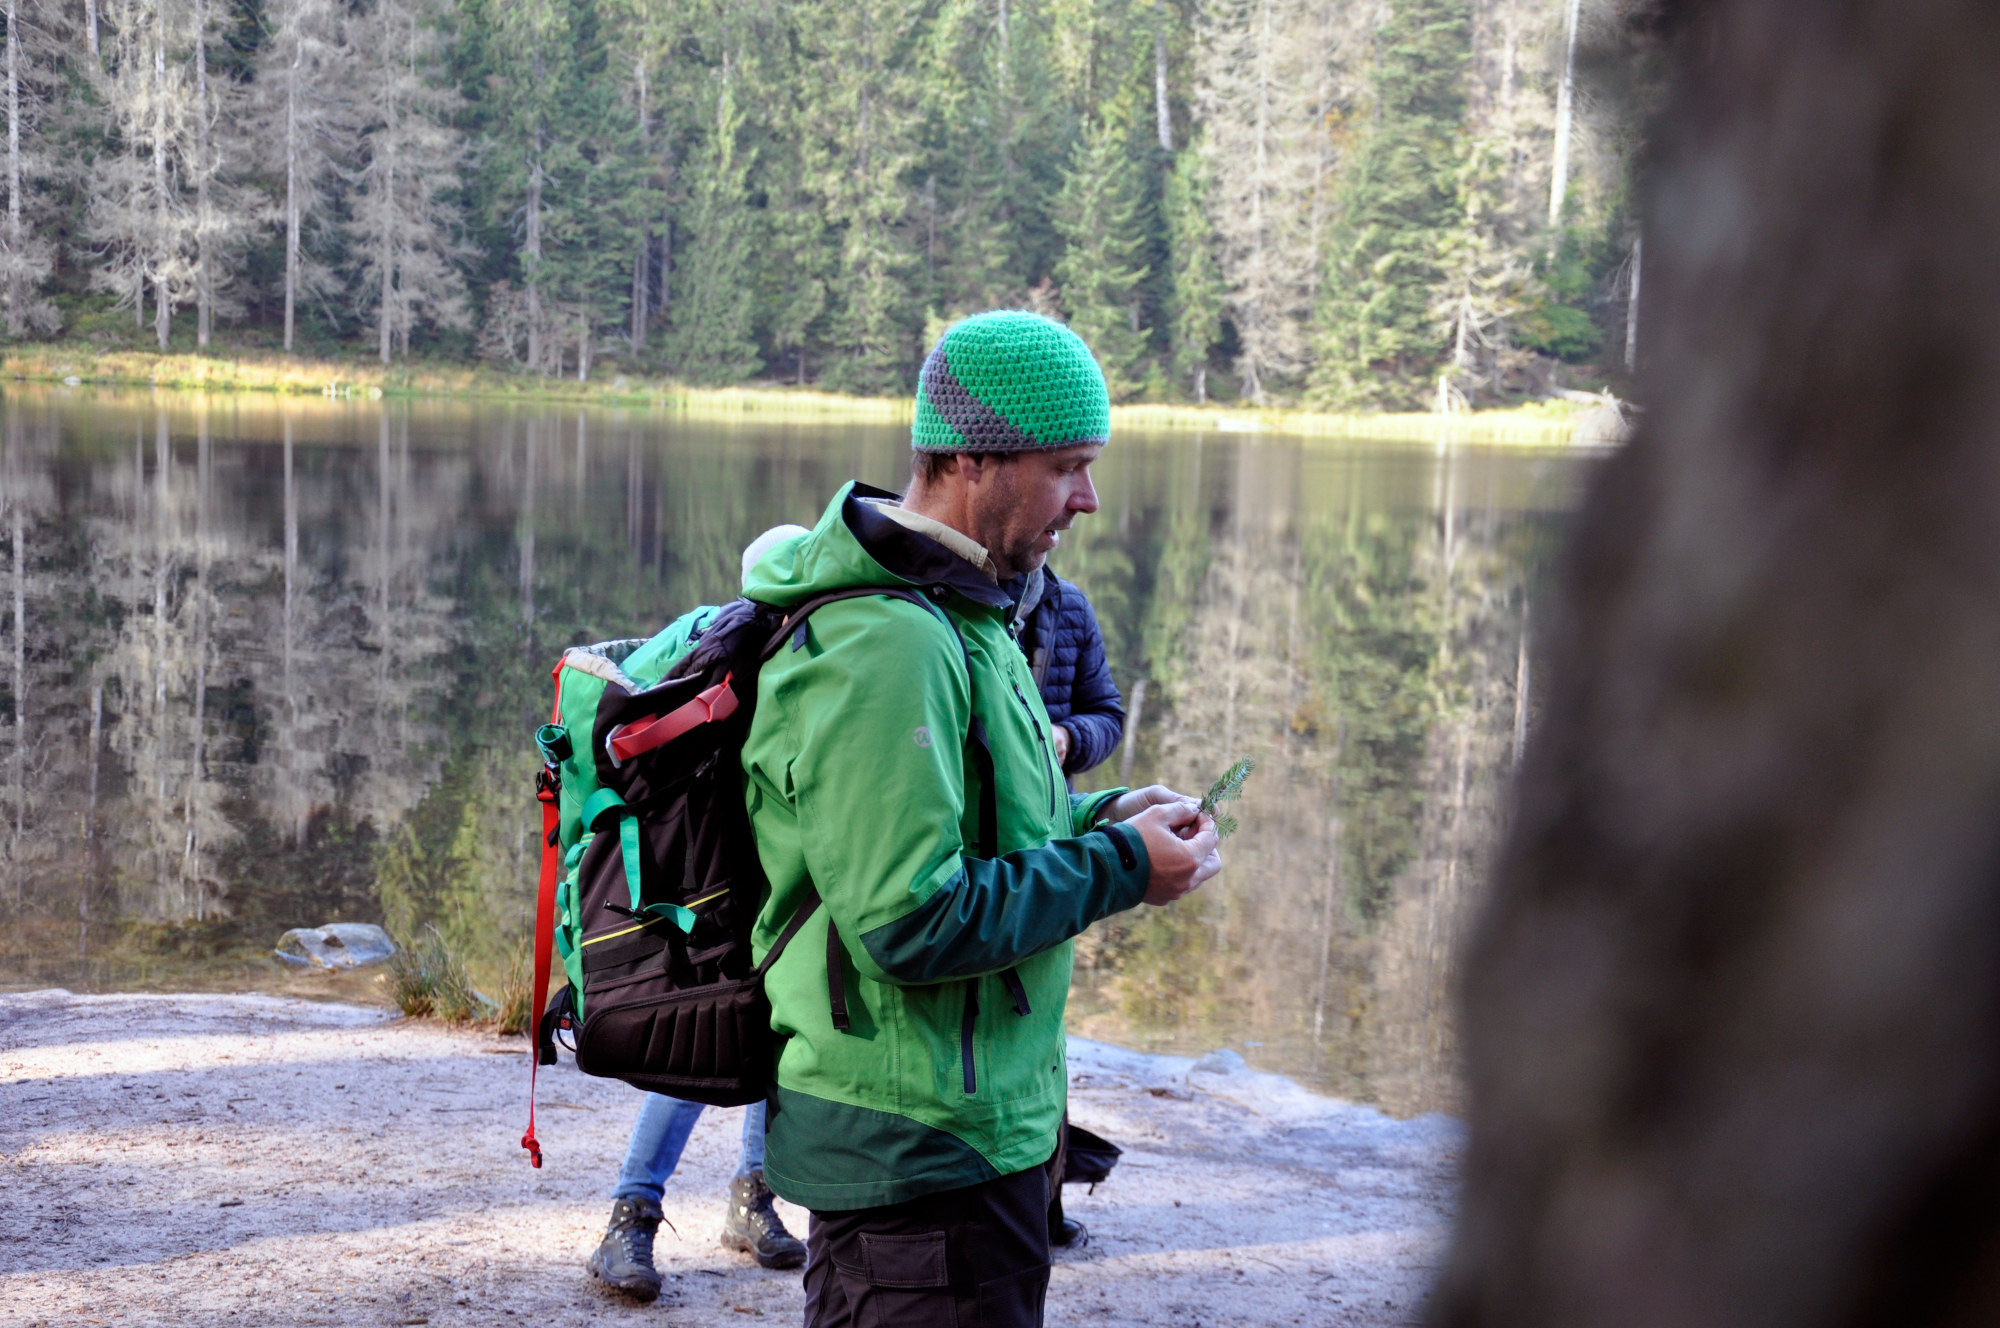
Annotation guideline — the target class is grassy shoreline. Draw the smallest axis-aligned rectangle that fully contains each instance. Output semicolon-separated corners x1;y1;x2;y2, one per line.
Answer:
0;343;1596;446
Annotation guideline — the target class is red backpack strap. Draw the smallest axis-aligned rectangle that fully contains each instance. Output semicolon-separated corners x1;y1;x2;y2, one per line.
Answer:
522;662;568;1168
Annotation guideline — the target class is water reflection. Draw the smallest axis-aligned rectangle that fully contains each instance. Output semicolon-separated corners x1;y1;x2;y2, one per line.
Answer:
0;389;1582;1115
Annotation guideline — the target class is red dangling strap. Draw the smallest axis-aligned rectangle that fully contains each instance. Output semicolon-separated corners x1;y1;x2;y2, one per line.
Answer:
523;659;567;1169
522;776;560;1168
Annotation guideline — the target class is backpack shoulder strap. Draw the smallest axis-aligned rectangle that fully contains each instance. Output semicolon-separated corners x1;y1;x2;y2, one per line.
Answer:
753;887;823;979
759;585;950;660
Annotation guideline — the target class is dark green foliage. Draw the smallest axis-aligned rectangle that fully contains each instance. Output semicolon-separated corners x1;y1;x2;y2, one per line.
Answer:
1163;142;1222;401
1514;220;1613;363
1312;0;1473;408
665;77;762;384
1054;105;1153;398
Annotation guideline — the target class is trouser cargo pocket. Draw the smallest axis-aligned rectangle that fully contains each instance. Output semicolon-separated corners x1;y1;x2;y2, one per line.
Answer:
802;1163;1051;1328
829;1231;956;1327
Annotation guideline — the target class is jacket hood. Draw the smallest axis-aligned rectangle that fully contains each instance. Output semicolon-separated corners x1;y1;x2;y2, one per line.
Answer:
742;481;1013;611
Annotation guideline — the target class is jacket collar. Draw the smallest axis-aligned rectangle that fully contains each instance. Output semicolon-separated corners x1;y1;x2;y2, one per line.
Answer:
841;483;1015;610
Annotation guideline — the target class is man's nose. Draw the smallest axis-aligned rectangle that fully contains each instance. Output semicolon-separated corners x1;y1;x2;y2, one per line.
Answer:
1069;469;1099;514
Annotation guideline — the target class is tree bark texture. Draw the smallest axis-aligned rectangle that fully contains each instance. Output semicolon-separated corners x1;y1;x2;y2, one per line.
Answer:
1436;4;2000;1327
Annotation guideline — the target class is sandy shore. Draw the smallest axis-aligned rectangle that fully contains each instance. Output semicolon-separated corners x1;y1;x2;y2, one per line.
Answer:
0;990;1458;1327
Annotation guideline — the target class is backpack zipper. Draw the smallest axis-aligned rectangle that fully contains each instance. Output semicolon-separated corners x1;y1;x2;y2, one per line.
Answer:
1010;680;1058;820
960;978;980;1094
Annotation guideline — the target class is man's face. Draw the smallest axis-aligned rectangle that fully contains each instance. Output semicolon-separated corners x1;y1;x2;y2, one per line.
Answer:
964;444;1102;578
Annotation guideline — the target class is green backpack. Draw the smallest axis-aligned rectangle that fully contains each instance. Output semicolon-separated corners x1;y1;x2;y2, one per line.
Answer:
518;588;986;1168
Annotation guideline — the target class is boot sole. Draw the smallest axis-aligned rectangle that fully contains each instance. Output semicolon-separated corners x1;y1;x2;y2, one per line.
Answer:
587;1256;663;1302
720;1229;807;1271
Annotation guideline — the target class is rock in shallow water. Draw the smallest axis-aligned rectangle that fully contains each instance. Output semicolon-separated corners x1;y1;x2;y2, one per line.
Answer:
274;923;396;971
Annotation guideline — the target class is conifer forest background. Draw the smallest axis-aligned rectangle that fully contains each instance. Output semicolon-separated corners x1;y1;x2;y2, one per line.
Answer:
0;0;1633;408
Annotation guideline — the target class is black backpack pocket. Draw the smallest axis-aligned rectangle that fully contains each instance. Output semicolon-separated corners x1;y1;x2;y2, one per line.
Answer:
574;972;777;1108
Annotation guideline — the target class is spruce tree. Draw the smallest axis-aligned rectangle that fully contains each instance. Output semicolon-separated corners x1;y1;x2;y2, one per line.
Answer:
1053;103;1152;397
1163;137;1222;402
1309;0;1470;408
664;57;760;384
792;0;927;394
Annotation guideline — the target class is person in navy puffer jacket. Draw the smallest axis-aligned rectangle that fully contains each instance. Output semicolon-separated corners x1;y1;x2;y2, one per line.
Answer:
1006;565;1125;779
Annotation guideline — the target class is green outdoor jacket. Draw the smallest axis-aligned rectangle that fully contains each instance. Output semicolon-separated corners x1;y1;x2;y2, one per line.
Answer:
740;481;1151;1211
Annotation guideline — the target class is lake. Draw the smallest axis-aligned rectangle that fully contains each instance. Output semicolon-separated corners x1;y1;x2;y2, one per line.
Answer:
0;388;1585;1116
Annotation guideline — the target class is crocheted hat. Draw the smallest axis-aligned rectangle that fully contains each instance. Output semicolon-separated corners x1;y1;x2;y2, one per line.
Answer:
913;311;1111;453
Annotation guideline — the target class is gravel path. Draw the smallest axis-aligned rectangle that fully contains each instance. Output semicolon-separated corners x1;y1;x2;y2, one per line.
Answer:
0;990;1457;1327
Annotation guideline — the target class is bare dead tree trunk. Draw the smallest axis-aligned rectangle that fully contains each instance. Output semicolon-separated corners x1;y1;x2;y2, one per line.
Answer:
1438;5;2000;1327
1546;0;1580;228
1624;232;1643;372
194;0;211;350
1154;2;1172;153
5;0;21;335
378;60;396;366
284;39;302;353
152;0;171;351
630;53;649;351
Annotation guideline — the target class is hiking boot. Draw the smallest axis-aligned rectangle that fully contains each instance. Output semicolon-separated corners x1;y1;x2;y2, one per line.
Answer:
1050;1215;1089;1248
587;1196;664;1302
720;1170;806;1270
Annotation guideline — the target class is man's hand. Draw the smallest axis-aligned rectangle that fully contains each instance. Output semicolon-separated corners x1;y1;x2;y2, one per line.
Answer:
1101;784;1195;826
1126;800;1222;905
1051;724;1072;767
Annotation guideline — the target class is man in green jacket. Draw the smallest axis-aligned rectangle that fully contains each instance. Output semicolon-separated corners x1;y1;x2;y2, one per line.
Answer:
738;310;1221;1328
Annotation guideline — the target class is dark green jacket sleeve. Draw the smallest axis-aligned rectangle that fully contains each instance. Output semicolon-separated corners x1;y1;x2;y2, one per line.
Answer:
858;824;1148;982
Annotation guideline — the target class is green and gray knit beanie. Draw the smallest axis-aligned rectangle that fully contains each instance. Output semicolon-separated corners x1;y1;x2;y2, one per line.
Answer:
913;311;1111;453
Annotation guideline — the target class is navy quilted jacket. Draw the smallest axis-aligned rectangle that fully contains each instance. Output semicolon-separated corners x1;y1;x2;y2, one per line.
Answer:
1006;568;1125;776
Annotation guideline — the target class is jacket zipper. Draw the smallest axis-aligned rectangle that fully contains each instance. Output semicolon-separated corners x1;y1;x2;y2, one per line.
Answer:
1010;680;1058;820
960;978;979;1094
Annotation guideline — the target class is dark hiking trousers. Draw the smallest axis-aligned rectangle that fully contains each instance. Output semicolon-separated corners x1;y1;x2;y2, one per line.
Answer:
801;1162;1053;1328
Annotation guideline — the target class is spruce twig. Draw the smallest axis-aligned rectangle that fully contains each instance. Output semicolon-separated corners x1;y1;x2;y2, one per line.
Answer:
1198;758;1255;840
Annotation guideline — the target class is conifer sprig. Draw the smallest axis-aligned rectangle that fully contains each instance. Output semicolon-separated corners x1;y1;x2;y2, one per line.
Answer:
1198;758;1255;840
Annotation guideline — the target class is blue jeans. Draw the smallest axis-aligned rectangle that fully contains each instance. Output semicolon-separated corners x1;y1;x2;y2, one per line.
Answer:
611;1093;768;1205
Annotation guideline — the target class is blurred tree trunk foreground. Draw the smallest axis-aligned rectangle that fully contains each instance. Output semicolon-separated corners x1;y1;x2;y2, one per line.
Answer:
1437;3;2000;1326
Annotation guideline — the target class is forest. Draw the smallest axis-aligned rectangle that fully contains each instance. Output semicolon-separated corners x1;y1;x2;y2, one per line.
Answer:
0;0;1633;407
